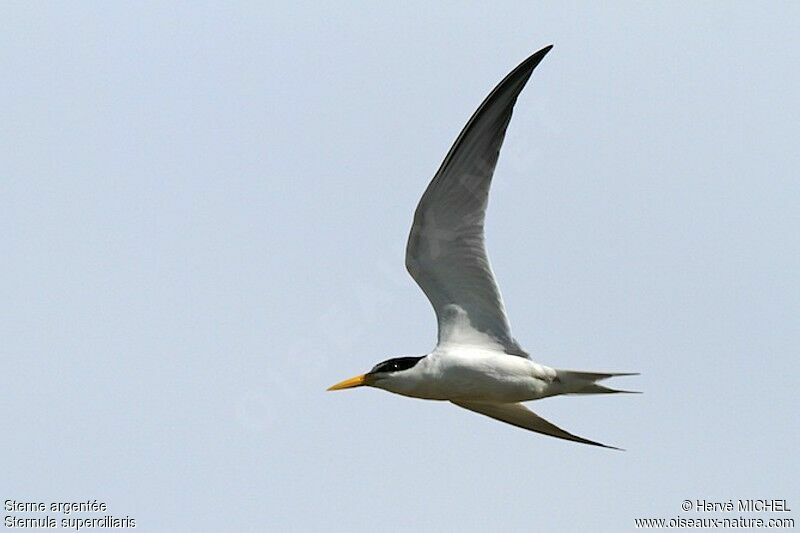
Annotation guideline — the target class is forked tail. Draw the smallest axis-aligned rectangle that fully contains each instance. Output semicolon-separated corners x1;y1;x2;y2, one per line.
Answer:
556;369;640;394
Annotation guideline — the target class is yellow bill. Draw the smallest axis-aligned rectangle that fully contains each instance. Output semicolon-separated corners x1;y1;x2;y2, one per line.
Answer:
327;374;367;391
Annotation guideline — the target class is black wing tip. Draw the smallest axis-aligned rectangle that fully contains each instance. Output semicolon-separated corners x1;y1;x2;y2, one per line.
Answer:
574;438;624;451
577;437;624;451
509;44;554;81
529;44;554;61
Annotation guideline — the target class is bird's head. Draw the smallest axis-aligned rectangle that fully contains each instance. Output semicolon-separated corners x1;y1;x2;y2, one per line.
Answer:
327;356;426;392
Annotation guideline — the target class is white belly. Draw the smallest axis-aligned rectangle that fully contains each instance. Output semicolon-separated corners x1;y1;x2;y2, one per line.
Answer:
379;346;557;402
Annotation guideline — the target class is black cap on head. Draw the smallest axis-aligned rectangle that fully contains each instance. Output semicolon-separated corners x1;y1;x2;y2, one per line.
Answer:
370;356;425;374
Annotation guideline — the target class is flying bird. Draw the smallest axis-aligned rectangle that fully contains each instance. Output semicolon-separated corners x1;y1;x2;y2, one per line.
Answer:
328;45;637;449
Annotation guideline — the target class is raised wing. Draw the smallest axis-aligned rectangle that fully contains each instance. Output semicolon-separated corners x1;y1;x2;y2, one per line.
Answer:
452;401;621;450
405;46;552;356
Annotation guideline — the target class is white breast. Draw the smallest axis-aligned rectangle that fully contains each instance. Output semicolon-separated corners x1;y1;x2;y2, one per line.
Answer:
377;345;557;402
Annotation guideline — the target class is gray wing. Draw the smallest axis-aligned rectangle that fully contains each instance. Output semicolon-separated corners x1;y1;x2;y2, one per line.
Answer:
452;401;621;450
405;45;553;356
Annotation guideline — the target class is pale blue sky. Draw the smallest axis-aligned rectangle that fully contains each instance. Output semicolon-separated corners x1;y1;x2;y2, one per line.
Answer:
2;2;798;532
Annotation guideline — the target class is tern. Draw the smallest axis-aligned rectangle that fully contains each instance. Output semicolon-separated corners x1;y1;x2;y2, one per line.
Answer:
328;45;637;449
